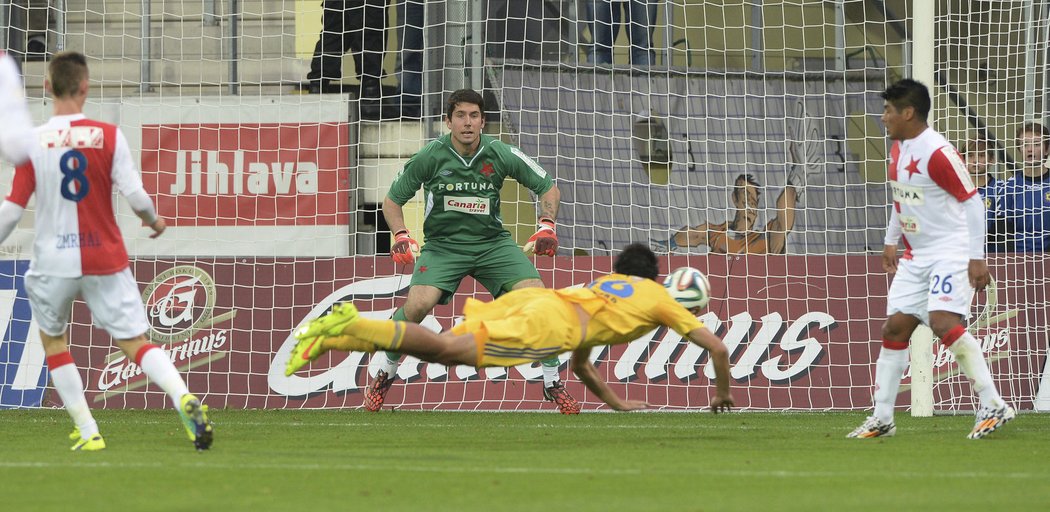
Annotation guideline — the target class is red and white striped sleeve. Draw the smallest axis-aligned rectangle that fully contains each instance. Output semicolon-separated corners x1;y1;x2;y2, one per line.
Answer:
927;146;977;202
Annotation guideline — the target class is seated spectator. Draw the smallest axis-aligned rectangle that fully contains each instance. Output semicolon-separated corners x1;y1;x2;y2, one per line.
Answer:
658;170;803;255
962;138;1008;252
1001;122;1050;252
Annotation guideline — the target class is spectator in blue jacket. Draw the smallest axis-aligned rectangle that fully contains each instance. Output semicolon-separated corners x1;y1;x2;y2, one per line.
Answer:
963;138;1007;252
1001;122;1050;252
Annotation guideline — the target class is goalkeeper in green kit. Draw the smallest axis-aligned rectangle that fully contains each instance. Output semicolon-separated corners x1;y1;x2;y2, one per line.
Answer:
368;88;580;413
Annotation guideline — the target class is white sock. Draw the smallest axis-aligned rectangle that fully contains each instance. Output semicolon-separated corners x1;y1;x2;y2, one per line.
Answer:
137;345;190;409
948;332;1005;409
872;346;909;424
380;351;400;378
542;364;560;388
47;352;98;439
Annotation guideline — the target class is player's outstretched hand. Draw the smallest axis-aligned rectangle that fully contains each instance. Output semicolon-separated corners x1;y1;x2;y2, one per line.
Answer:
709;394;734;414
391;229;420;265
523;218;558;257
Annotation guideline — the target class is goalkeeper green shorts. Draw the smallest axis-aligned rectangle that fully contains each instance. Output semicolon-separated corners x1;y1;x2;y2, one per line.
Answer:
411;236;542;305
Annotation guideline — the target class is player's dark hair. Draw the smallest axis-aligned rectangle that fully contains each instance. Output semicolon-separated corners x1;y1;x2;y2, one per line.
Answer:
1016;121;1050;150
880;79;931;122
446;89;485;119
613;243;660;280
48;50;89;98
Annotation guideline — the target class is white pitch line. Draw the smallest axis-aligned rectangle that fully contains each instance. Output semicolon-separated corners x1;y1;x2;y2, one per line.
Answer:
0;461;1045;480
12;418;1046;433
0;460;642;475
5;417;759;430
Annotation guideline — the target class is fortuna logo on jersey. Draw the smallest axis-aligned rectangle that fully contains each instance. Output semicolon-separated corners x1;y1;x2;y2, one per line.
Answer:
39;126;104;149
891;182;924;205
443;182;495;192
445;196;490;215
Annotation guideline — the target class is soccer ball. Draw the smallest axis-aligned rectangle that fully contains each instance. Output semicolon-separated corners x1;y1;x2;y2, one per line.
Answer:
663;266;711;309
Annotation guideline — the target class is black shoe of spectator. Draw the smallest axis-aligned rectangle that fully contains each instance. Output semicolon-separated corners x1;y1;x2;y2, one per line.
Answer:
304;81;345;94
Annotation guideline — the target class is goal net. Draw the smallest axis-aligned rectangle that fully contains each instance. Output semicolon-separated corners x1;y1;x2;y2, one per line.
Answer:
0;0;1046;413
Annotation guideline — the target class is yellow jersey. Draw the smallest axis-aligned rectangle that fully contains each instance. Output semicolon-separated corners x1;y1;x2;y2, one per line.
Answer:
555;273;705;350
455;274;706;367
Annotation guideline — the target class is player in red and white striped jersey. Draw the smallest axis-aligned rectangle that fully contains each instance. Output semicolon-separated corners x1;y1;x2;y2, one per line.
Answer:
848;79;1014;440
0;50;37;165
0;51;213;451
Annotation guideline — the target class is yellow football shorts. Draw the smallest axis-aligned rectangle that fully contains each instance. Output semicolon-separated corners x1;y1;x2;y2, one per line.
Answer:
451;288;581;367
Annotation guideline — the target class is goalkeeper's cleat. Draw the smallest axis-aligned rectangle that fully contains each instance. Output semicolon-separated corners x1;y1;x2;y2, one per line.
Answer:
968;403;1015;440
294;302;360;340
363;370;395;412
285;334;328;376
846;416;896;438
178;393;214;451
69;426;80;442
543;381;581;415
71;433;106;451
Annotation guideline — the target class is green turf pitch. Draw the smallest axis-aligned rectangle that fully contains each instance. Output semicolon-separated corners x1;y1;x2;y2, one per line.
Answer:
2;409;1047;511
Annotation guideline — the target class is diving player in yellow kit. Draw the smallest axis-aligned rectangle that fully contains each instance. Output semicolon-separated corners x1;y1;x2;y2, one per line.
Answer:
285;243;734;412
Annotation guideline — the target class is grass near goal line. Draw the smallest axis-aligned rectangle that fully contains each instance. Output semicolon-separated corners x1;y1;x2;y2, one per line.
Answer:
2;409;1047;511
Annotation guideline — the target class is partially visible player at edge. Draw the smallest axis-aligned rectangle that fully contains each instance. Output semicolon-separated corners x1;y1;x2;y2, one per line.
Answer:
287;243;735;413
0;51;213;451
848;78;1014;440
0;50;37;164
368;88;580;413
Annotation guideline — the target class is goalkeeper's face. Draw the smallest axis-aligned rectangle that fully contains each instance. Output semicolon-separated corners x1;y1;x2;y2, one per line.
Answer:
446;102;486;151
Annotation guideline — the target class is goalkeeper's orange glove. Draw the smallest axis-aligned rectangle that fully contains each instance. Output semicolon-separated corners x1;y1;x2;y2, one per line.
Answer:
391;229;420;265
524;218;558;257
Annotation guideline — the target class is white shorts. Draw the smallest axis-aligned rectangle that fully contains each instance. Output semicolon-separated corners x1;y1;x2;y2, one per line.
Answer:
886;257;974;325
24;268;150;340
